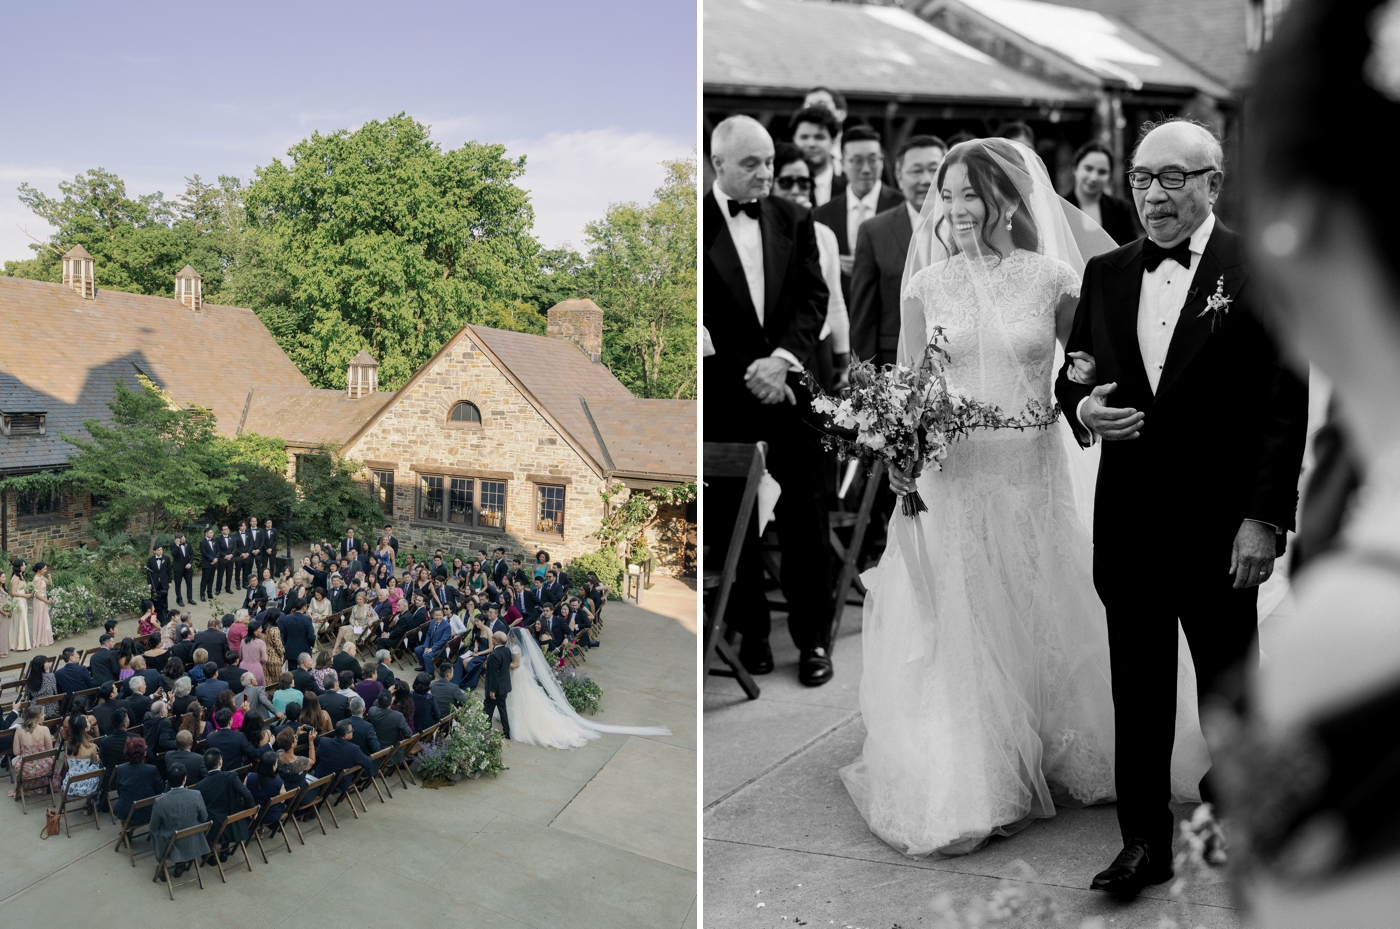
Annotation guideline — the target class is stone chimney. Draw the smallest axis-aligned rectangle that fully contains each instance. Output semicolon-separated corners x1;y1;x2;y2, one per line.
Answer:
546;298;603;363
61;245;95;299
347;349;379;398
175;264;203;310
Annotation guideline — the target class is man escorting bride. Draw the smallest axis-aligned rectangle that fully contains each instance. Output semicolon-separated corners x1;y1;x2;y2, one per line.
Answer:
839;122;1307;896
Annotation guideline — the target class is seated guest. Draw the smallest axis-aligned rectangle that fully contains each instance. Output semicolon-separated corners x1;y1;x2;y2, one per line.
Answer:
317;683;350;726
96;708;132;808
89;634;122;687
312;720;374;794
237;671;276;721
177;701;206;744
170;626;197;669
149;762;209;880
54;647;97;698
187;649;209;684
195;662;229;708
274;725;315;791
240;711;273;756
429;663;467;718
216;652;245;690
335;669;358;700
410;673;441;732
367;691;412;764
142;700;177;762
170;676;197;717
271;673;301;718
245;751;285;828
113;736;165;825
302;692;333;736
312;651;339;691
459;615;493;690
193;747;255;864
332;641;362;678
207;708;257;768
345;696;380;774
291;653;324;695
353;664;383;709
374;649;395;687
226;611;248;655
391;685;417;733
91;683;125;735
165;727;208;787
124;674;153;725
414;608;451;673
142;633;171;674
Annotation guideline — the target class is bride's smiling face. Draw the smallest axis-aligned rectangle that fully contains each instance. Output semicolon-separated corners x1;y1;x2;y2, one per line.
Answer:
941;164;988;252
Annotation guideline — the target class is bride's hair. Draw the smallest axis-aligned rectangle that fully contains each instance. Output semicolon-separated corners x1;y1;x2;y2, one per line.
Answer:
933;139;1040;260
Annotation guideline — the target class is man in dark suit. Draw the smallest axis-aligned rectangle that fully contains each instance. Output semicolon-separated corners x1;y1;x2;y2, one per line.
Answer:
165;731;209;785
193;620;228;668
318;686;351;725
791;105;845;207
199;528;219;602
262;518;279;577
482;632;512;739
313;721;375;794
170;625;197;668
1053;121;1308;897
142;701;178;762
346;696;381;774
96;708;131;808
215;657;244;692
169;533;194;607
490;546;509;587
206;709;258;767
367;691;412;764
193;747;255;862
55;647;96;698
247;519;264;580
91;683;126;734
704;115;835;686
849;134;945;365
523;577;546;622
194;664;230;709
146;544;173;624
291;654;324;695
215;525;237;594
280;608;315;673
338;528;359;560
414;609;452;673
381;524;399;557
88;633;121;686
233;520;254;588
541;571;566;607
812;125;905;307
123;674;153;724
327;574;351;614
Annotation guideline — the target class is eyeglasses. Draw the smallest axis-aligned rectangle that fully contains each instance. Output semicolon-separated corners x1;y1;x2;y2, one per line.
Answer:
846;154;884;170
1126;167;1218;190
775;176;814;192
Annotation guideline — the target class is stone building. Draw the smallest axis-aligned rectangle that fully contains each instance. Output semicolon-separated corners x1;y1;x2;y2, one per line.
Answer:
2;251;696;573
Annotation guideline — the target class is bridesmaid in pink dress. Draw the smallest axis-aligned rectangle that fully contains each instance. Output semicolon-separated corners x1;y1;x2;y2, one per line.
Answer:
30;563;54;648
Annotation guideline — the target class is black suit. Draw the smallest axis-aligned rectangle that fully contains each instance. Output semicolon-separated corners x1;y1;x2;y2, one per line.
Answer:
313;734;374;793
280;612;316;669
291;667;324;695
318;689;351;725
142;714;177;762
171;542;194;605
347;715;381;773
165;748;208;785
194;768;255;846
170;639;196;669
1053;221;1308;855
193;628;228;666
338;537;359;560
234;530;254;587
216;533;237;594
206;728;258;768
1065;190;1143;248
146;555;172;621
482;644;512;739
848;202;914;366
199;537;219;600
114;762;166;825
811;183;906;306
703;190;834;653
55;662;96;698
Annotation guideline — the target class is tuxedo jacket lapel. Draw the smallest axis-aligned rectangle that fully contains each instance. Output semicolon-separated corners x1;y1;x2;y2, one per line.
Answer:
759;200;791;337
1156;225;1244;398
1104;241;1152;399
704;194;759;321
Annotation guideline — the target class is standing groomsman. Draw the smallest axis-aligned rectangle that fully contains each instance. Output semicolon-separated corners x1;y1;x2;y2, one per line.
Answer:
339;527;359;560
234;520;254;588
146;544;173;623
216;524;238;594
248;517;264;579
170;533;195;607
263;518;279;578
199;528;219;602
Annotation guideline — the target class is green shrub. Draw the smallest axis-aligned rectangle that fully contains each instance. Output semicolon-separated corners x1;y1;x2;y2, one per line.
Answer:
567;549;623;600
556;668;603;716
415;699;506;786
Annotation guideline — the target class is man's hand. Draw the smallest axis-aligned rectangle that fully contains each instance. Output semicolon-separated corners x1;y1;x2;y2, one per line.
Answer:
744;356;796;405
1080;383;1144;441
1230;520;1276;589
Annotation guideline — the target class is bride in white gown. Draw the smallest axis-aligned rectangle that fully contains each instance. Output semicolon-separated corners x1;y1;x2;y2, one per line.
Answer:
839;139;1210;857
504;628;671;749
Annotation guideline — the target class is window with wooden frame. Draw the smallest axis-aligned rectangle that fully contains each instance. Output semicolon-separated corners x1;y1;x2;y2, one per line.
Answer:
536;485;565;536
415;474;506;531
417;475;445;522
369;469;395;517
15;487;60;520
447;401;483;428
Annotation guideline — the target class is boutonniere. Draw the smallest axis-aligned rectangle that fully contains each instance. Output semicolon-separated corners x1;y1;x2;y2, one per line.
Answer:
1198;276;1233;332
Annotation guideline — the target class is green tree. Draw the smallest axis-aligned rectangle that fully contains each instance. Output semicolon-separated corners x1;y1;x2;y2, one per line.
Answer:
240;114;544;389
291;448;383;541
219;432;297;526
578;156;697;399
62;378;242;552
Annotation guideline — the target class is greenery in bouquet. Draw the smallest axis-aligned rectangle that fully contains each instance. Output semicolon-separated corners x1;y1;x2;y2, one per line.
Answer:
804;327;1059;516
415;700;506;787
553;665;603;716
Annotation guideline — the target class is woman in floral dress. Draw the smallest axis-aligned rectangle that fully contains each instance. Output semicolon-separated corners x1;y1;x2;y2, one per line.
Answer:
55;714;102;796
29;563;53;647
260;614;285;685
8;706;53;799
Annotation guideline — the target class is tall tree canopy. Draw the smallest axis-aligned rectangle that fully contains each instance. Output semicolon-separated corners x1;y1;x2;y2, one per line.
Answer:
577;157;697;399
242;114;543;389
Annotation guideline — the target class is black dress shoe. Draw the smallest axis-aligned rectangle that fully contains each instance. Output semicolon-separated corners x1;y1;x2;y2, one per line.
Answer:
739;640;774;675
1090;840;1173;897
798;647;834;687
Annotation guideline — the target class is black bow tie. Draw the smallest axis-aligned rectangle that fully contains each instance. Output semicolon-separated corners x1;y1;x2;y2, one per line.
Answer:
1142;239;1193;273
727;198;760;220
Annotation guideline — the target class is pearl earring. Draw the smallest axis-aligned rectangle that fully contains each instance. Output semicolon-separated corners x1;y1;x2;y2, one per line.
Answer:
1006;210;1015;232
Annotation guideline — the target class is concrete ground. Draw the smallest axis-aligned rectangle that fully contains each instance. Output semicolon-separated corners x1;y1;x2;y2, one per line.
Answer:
704;595;1254;929
2;575;698;929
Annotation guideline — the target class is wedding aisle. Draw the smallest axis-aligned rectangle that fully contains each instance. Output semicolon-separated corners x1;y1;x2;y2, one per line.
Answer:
704;599;1242;929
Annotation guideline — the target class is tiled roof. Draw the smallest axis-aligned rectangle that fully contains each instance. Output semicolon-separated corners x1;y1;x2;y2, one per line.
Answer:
584;398;697;482
704;0;1087;105
463;325;635;473
239;385;396;448
0;277;310;474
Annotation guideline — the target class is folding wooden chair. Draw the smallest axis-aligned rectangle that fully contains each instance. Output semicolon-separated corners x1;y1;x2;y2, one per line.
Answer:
702;442;765;700
328;765;367;817
152;821;212;900
365;746;395;802
289;773;336;844
113;795;159;866
394;626;426;670
251;787;302;863
0;728;14;785
14;747;59;813
57;768;105;835
0;661;23;683
827;459;885;644
67;687;99;714
35;693;64;718
384;735;420;789
206;805;260;882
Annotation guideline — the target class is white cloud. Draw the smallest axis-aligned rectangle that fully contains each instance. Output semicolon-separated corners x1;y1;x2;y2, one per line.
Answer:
506;128;692;251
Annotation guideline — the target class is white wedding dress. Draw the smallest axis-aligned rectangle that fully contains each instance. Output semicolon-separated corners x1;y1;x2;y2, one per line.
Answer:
504;628;671;750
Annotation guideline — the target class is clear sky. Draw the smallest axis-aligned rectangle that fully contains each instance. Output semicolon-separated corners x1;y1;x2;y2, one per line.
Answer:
0;0;697;263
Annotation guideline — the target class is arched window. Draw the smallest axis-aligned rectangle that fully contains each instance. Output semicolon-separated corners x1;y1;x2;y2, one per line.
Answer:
449;401;482;424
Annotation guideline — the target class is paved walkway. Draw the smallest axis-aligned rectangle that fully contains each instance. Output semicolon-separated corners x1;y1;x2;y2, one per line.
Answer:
3;576;698;929
704;598;1252;929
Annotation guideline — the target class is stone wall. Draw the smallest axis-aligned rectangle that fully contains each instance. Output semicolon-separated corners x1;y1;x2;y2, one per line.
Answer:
342;333;610;566
1;489;96;561
645;501;695;577
545;300;604;362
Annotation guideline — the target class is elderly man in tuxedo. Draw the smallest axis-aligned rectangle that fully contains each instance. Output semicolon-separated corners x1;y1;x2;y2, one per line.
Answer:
704;115;836;687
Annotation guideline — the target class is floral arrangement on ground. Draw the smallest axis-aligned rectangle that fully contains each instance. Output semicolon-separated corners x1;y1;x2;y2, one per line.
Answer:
554;665;603;716
415;699;506;787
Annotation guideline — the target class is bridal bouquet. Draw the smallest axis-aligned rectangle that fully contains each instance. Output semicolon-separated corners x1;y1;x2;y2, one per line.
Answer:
805;327;1058;517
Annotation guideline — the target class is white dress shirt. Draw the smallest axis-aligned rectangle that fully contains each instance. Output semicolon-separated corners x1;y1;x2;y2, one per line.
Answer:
711;181;802;370
906;201;923;231
1138;211;1215;393
812;163;835;207
813;221;849;353
846;180;883;255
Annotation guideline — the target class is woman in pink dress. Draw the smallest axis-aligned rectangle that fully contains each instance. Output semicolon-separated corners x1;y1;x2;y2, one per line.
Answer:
30;563;54;648
238;621;268;686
